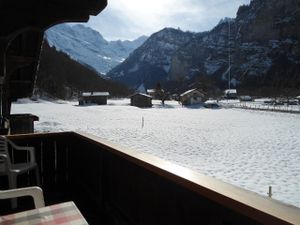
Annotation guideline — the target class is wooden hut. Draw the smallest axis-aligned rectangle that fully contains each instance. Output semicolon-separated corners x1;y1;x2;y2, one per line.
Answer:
180;89;205;105
130;93;152;108
224;89;238;99
79;92;109;105
147;89;156;98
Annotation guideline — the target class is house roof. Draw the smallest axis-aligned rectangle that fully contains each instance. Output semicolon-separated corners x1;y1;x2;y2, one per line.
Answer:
147;89;156;94
130;93;152;98
224;89;237;94
82;92;109;97
180;89;204;97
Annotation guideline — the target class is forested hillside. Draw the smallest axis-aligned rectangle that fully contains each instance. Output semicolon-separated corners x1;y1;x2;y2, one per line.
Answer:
36;42;131;99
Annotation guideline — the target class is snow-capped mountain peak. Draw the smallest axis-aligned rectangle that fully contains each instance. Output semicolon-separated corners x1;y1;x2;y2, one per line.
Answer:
45;24;147;75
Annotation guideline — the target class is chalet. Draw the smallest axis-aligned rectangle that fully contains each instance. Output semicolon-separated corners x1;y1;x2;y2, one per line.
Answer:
147;89;166;100
130;93;152;108
147;89;156;98
224;89;238;99
180;89;205;105
79;92;109;105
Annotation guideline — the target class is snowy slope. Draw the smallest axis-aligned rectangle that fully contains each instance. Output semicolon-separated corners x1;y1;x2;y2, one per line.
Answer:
12;98;300;209
45;24;147;74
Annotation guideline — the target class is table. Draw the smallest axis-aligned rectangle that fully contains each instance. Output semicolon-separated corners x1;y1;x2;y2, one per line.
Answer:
0;201;88;225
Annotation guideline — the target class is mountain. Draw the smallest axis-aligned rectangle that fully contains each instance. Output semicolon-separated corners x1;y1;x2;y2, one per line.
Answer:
36;42;131;99
45;24;147;74
108;28;196;89
108;0;300;96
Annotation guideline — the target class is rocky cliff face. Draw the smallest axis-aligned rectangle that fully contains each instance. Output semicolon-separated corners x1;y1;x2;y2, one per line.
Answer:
108;0;300;95
108;28;195;88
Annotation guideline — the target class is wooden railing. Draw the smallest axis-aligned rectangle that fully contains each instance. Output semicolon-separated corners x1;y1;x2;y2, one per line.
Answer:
5;132;300;225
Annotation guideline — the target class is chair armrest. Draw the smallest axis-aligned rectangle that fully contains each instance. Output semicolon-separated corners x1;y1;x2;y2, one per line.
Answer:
6;138;36;163
0;186;45;208
0;153;10;170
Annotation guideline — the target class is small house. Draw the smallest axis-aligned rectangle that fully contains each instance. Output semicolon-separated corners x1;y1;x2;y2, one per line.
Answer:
130;93;152;108
147;89;156;98
79;92;109;105
147;89;166;100
224;89;237;99
180;89;205;105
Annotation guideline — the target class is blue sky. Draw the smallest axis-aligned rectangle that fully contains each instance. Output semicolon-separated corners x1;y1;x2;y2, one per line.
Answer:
86;0;251;41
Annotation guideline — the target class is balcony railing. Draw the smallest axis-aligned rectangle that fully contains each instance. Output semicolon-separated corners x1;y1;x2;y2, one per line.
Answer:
1;131;299;224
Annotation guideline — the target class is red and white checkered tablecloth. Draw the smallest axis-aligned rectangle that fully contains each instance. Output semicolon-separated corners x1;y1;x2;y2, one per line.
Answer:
0;201;88;225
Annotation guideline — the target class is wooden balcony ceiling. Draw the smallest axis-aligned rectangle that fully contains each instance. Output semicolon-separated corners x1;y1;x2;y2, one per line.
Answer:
0;0;107;100
0;0;108;37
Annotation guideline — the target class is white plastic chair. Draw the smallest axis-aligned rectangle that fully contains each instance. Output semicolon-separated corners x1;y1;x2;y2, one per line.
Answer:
0;186;45;209
0;136;40;208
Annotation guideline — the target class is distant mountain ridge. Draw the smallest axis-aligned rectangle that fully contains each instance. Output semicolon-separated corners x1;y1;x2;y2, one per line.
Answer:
108;28;196;88
45;24;147;74
108;0;300;96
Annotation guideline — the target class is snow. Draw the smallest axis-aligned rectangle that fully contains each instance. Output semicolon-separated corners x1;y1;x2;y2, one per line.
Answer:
12;98;300;209
224;89;237;94
45;24;147;74
130;93;152;98
82;92;109;97
180;88;201;97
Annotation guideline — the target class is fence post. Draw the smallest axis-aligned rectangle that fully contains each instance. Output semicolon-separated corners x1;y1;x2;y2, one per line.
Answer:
268;186;272;198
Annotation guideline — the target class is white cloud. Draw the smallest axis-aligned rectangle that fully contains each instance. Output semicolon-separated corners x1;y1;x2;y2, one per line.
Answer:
87;0;251;40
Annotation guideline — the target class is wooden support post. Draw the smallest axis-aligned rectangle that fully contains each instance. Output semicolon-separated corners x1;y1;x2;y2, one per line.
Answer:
0;40;7;128
0;40;6;79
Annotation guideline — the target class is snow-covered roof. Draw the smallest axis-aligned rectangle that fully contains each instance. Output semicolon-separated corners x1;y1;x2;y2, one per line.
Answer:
296;96;300;99
180;88;203;97
205;99;218;103
130;93;152;98
147;89;156;94
224;89;237;94
82;92;109;97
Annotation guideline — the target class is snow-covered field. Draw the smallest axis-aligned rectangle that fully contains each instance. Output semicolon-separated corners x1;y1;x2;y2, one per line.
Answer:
12;98;300;208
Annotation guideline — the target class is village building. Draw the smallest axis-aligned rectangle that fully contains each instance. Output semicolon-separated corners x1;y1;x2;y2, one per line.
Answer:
224;89;238;99
79;92;109;105
180;89;205;105
147;89;156;98
130;93;152;108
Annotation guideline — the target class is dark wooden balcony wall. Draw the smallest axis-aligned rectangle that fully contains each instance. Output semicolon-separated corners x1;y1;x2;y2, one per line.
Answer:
1;132;299;225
